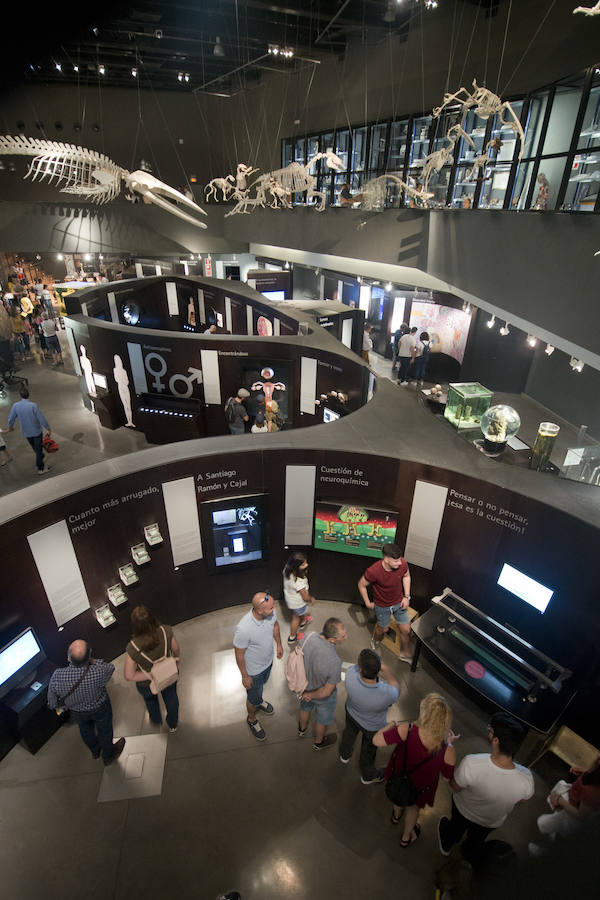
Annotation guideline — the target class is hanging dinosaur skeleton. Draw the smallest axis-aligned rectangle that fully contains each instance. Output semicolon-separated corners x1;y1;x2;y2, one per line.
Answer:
573;3;600;15
206;149;344;217
0;135;208;228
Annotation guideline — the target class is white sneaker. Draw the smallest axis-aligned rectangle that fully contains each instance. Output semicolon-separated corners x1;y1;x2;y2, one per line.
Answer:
37;466;52;475
399;381;408;386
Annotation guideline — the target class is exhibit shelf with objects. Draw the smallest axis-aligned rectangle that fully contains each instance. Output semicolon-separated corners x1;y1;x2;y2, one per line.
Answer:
444;382;493;431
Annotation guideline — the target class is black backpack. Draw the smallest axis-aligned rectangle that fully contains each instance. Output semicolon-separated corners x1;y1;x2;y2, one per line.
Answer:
224;397;236;423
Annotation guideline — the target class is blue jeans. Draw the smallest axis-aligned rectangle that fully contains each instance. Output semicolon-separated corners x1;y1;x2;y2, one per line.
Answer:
300;687;338;725
229;424;245;435
136;681;179;728
73;697;115;761
246;664;272;708
414;356;427;381
26;433;45;470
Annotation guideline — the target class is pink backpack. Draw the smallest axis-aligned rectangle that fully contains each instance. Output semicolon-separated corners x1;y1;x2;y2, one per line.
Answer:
285;632;317;697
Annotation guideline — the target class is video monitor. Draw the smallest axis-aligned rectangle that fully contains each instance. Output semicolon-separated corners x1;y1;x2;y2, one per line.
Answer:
497;563;554;614
314;501;398;558
261;290;285;303
323;407;340;423
0;628;46;699
201;494;268;574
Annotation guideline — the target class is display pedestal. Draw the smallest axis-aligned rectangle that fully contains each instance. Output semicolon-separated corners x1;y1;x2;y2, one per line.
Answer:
381;608;419;658
0;659;63;754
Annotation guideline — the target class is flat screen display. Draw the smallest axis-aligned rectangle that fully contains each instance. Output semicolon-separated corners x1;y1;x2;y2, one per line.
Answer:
497;564;554;614
0;629;43;696
323;407;340;423
201;494;268;573
261;290;285;302
314;501;398;558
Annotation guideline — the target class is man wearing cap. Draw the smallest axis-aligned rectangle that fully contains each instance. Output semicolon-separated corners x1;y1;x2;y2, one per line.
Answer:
233;591;283;741
226;388;250;435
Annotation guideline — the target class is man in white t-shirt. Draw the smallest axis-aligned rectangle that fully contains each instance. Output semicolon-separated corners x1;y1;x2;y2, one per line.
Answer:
396;329;416;386
233;591;283;742
438;712;534;861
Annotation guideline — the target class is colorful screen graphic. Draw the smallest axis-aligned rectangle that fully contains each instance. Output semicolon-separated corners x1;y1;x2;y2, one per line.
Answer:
410;301;471;364
314;501;398;558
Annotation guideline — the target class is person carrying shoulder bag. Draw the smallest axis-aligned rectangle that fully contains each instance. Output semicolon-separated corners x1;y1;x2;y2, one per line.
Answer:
124;604;181;732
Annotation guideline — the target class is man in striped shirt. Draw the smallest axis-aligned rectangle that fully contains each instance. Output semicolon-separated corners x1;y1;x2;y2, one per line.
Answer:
47;640;125;765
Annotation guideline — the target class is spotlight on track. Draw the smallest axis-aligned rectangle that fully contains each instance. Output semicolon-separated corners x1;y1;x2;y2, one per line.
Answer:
545;343;555;356
526;334;537;347
131;67;137;77
486;315;495;329
98;64;105;75
385;282;393;292
213;36;225;57
499;322;510;336
570;357;584;373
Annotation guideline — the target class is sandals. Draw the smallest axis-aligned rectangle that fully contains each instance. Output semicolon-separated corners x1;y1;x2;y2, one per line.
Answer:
390;811;402;825
298;615;312;628
400;824;421;848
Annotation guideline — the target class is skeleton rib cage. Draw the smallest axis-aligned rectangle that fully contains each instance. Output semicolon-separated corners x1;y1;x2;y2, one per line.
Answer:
0;136;124;203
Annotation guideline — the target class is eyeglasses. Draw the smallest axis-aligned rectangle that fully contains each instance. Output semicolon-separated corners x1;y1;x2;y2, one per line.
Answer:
259;592;271;604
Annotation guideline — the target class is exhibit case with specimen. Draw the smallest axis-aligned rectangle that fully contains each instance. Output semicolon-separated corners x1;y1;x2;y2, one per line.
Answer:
107;584;127;607
144;524;163;546
119;564;139;586
131;543;151;565
444;383;493;431
95;604;117;628
480;405;521;454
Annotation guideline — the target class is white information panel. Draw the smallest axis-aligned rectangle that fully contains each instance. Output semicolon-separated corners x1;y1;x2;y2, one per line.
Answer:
404;480;448;570
300;357;317;415
274;318;280;336
246;305;254;335
65;325;82;375
341;318;353;349
27;521;90;627
200;348;221;405
285;465;316;545
197;288;205;324
162;477;203;567
225;297;232;333
155;265;162;276
135;263;144;278
107;291;118;323
166;282;179;316
127;342;148;394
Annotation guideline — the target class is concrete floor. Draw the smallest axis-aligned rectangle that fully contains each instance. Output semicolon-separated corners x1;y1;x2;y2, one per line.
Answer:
0;600;565;900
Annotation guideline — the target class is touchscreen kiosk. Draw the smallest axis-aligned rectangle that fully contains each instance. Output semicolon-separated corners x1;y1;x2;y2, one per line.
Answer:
0;628;46;699
201;494;268;573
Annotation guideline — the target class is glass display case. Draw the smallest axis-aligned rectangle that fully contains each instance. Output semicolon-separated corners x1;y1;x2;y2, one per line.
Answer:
530;422;560;472
480;405;521;454
406;116;433;205
131;543;151;565
444;383;493;431
119;563;139;586
107;583;127;607
559;445;600;486
388;119;409;173
144;523;163;546
95;604;116;628
369;123;388;172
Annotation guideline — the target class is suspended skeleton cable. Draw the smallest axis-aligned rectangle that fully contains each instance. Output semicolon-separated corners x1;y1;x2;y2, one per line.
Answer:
502;0;557;95
419;6;425;116
458;1;482;88
484;2;493;86
496;0;513;94
443;0;460;98
130;49;143;172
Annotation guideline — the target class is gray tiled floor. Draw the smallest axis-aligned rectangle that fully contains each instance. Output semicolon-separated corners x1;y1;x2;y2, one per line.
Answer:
0;601;557;900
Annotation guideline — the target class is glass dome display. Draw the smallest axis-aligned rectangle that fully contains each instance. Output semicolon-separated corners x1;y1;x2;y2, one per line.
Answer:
480;405;521;453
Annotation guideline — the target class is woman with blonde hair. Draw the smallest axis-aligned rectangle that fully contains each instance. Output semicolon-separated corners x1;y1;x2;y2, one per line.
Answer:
374;693;458;846
124;604;181;731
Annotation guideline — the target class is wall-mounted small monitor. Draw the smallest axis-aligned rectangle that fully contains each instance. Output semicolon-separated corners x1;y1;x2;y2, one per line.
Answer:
314;501;398;558
0;628;46;699
261;290;285;302
497;563;554;614
323;407;340;423
201;494;268;574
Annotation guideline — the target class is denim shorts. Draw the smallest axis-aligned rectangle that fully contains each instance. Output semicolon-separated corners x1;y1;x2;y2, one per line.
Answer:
300;687;338;725
288;603;308;617
374;602;410;628
246;663;272;707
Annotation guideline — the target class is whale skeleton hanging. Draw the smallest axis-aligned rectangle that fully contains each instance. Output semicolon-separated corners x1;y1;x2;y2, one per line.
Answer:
432;80;525;161
0;135;208;228
573;3;600;15
358;173;434;210
223;148;345;217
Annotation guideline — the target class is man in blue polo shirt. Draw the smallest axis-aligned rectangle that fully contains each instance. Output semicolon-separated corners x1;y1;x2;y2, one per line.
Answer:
233;591;283;741
340;649;400;783
8;387;52;474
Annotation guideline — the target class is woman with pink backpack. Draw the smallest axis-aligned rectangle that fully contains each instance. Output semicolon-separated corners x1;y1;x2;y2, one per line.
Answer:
124;605;180;732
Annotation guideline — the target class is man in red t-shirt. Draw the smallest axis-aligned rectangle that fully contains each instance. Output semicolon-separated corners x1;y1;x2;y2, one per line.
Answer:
358;543;412;660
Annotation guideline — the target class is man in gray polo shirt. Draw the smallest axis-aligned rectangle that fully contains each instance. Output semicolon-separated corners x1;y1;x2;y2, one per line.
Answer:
340;649;399;784
298;617;347;751
234;591;283;741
